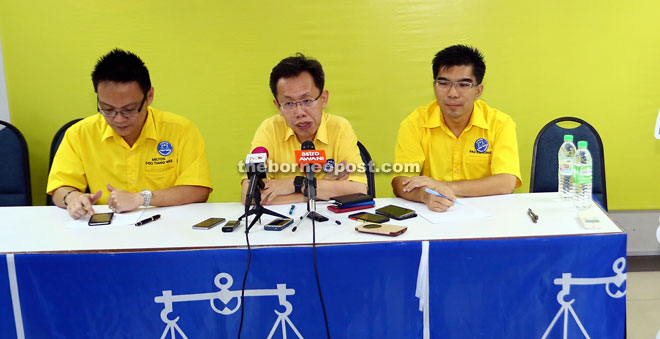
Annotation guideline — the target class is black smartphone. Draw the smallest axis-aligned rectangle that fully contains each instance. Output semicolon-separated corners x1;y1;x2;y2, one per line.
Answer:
88;212;114;226
222;220;241;233
348;212;389;223
192;217;226;230
307;212;329;222
330;193;373;207
375;205;417;220
264;218;293;231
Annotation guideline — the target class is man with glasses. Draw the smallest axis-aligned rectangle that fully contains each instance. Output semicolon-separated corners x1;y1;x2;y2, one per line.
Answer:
241;53;367;205
392;45;521;212
48;49;212;219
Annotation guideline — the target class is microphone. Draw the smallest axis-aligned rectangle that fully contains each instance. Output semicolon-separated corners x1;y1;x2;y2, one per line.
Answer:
245;147;269;205
295;141;326;200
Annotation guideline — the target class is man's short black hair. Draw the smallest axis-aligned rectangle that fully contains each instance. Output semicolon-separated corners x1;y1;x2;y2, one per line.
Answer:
91;48;151;94
432;45;486;84
269;53;325;99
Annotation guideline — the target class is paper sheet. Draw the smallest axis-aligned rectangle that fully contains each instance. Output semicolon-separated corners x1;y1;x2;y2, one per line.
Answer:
401;199;490;224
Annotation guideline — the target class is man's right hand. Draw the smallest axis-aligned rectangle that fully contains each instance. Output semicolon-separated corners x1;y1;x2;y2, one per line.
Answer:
66;190;102;220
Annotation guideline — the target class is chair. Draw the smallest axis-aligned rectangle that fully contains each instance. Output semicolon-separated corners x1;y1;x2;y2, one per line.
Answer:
357;141;376;198
530;117;607;210
46;118;83;205
0;120;32;206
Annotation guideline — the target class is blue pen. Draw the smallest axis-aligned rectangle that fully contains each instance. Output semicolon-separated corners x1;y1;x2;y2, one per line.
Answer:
424;188;462;204
288;205;296;215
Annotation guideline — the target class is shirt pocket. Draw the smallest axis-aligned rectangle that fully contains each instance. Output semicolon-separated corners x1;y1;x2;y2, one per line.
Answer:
464;153;492;177
143;165;177;188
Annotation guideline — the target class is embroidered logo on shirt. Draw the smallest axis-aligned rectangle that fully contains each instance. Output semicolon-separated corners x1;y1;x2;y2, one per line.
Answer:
158;141;173;156
474;138;489;153
323;159;335;173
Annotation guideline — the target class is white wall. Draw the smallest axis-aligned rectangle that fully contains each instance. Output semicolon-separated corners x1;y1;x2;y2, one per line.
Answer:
0;36;10;122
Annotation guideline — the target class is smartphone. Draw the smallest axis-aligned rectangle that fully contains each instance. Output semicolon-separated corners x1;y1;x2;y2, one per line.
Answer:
222;220;241;233
327;204;374;213
192;217;226;230
307;212;329;222
375;205;417;220
348;212;389;223
264;218;293;231
88;212;114;226
355;223;407;237
330;193;373;207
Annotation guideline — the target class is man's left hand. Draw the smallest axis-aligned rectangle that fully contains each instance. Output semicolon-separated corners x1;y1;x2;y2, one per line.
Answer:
261;178;295;205
107;184;143;213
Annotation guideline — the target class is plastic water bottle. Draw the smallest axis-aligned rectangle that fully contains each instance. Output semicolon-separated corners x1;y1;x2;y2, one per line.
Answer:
573;141;593;209
557;135;576;199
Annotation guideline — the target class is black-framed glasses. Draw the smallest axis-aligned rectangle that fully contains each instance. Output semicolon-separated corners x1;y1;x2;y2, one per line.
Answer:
434;79;478;92
278;92;322;112
97;94;147;118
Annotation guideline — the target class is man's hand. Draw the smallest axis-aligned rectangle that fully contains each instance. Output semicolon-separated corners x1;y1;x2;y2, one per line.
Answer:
107;184;143;213
400;176;457;212
67;190;102;219
261;178;296;205
322;160;350;180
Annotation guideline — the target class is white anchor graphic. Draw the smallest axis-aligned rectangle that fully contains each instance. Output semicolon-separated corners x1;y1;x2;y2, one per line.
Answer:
154;272;303;339
542;257;627;339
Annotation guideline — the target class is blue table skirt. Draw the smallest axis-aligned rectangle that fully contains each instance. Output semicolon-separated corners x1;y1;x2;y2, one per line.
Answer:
1;233;626;338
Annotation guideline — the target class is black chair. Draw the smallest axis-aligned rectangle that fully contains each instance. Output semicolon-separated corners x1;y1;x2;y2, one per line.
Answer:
357;141;376;198
46;118;83;205
530;117;607;210
0;120;32;206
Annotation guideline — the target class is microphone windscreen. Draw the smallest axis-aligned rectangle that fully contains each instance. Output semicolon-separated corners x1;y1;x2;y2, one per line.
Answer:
301;141;315;150
252;146;269;159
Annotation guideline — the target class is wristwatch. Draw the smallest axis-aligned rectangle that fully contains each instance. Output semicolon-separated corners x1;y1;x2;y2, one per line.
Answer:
140;190;153;207
293;176;305;194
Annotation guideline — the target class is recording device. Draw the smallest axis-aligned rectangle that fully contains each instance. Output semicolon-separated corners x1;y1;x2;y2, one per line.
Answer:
355;223;407;237
348;212;390;223
222;220;241;232
245;146;269;205
88;212;114;226
307;212;329;222
295;141;327;201
264;218;294;231
375;205;417;220
192;217;226;230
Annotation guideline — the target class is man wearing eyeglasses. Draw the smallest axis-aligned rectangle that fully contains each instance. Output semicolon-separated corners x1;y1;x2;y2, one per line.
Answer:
47;49;212;219
392;45;521;212
241;53;367;205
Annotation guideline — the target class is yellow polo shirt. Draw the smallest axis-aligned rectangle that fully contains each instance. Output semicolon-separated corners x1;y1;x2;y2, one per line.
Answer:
394;100;522;187
245;112;367;184
47;107;213;204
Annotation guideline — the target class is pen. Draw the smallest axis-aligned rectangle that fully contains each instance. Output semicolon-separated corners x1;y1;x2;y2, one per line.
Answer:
424;188;462;204
135;214;161;226
527;208;538;223
289;204;296;215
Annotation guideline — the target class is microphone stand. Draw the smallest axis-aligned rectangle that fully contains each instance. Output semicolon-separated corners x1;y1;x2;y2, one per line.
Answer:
238;174;287;232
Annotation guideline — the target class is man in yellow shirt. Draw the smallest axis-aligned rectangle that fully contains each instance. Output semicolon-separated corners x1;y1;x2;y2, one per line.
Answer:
241;53;367;205
392;45;521;212
48;49;213;219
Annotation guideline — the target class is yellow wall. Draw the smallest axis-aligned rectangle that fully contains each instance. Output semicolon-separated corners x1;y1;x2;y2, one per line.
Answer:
0;1;659;210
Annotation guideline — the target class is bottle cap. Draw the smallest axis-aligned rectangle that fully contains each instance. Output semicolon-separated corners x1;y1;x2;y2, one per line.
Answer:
563;135;574;142
577;141;588;148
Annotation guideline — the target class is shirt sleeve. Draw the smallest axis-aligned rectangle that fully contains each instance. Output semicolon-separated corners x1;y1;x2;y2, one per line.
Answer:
490;117;522;188
173;121;213;190
46;127;88;195
393;110;425;177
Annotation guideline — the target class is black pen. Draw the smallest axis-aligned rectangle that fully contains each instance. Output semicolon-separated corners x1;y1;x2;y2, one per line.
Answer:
135;214;161;226
527;208;538;223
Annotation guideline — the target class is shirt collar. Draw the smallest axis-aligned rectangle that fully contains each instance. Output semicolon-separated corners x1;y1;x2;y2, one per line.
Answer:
423;100;489;131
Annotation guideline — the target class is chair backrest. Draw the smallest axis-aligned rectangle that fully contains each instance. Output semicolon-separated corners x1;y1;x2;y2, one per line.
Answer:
0;120;32;206
357;141;376;198
530;117;607;210
46;118;83;205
